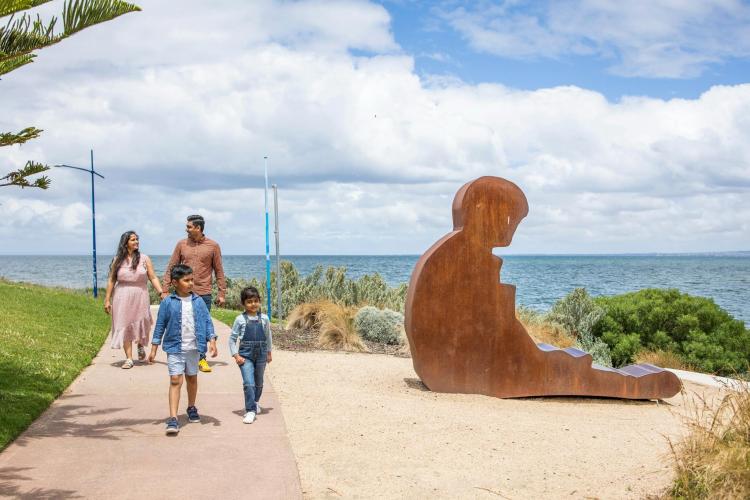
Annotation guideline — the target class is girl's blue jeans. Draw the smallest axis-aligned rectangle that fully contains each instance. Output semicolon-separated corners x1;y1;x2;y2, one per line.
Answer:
238;341;267;413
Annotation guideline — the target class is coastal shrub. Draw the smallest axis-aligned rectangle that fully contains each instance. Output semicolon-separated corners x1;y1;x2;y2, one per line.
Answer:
546;288;613;366
191;261;408;318
668;384;750;499
517;306;576;348
593;289;750;375
354;306;405;345
634;349;693;371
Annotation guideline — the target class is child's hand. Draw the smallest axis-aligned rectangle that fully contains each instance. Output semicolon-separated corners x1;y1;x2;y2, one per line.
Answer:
234;355;245;366
147;345;158;364
266;352;272;363
208;340;218;358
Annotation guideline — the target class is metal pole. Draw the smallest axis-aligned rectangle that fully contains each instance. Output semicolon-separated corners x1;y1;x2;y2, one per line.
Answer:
263;156;272;318
90;149;98;298
272;184;282;319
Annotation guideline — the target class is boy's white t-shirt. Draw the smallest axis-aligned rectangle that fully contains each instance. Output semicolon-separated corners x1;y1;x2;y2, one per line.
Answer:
180;295;197;351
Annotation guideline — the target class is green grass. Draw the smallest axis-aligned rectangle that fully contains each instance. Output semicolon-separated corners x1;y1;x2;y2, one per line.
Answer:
211;307;239;328
0;280;110;450
211;307;282;328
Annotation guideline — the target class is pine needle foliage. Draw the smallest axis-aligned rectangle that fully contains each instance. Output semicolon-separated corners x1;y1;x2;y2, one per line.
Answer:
1;0;140;189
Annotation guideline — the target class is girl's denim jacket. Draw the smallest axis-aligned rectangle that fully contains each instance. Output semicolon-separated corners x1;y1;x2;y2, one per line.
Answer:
151;293;216;354
228;313;272;357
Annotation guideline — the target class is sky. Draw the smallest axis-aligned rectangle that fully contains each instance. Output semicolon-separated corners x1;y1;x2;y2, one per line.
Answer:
1;0;749;255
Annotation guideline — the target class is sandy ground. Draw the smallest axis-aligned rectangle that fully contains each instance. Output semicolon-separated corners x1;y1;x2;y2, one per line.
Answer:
267;349;724;500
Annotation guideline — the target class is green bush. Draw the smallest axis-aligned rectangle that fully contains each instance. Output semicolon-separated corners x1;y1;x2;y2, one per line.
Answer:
546;288;613;366
152;261;408;319
593;289;750;375
354;306;404;345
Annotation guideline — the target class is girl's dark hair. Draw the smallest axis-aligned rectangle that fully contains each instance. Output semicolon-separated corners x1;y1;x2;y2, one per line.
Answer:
110;231;140;284
240;286;261;304
170;264;193;281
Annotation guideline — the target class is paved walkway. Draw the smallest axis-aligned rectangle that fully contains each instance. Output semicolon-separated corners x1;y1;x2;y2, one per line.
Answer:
0;313;302;499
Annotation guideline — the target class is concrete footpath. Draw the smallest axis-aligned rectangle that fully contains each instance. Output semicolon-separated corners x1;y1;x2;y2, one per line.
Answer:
0;314;303;499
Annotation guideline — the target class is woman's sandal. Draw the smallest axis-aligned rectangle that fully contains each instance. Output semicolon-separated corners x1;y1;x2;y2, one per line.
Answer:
122;359;134;369
137;345;146;361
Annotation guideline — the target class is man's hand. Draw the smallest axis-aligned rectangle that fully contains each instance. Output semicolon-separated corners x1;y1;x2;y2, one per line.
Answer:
216;296;225;307
266;351;272;363
234;354;245;366
147;345;158;364
208;339;218;358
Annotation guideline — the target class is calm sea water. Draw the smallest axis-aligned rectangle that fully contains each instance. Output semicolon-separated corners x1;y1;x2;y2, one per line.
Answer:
1;254;748;322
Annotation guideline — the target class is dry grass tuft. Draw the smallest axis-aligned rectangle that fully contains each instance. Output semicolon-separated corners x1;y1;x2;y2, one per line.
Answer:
315;302;368;352
635;349;693;371
516;307;576;348
288;301;367;352
286;302;322;331
667;382;750;499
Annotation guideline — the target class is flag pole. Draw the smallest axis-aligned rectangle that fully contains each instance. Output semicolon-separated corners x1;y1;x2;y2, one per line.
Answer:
264;156;272;319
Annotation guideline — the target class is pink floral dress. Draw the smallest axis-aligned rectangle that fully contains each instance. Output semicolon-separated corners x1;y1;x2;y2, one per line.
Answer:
110;255;153;348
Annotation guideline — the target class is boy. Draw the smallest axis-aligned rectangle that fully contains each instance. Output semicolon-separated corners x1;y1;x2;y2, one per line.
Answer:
149;264;218;435
228;286;272;424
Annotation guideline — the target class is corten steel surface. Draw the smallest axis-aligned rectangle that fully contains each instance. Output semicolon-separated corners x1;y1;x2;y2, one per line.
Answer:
404;176;681;399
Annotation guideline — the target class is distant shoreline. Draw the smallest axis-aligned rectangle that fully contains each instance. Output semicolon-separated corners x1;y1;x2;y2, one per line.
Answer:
2;251;749;257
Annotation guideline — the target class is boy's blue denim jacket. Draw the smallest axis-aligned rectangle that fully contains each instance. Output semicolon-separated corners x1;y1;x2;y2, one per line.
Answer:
151;292;216;354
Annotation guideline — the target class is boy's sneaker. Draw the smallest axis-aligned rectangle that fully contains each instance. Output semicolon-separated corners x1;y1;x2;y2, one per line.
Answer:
255;403;262;415
165;417;179;435
198;358;212;372
186;406;200;423
243;411;256;424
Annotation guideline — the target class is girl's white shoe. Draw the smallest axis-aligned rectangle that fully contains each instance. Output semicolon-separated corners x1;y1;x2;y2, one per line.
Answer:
243;411;256;424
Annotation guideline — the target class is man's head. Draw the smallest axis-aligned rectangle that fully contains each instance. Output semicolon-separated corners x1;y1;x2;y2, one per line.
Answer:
171;264;194;296
186;214;205;241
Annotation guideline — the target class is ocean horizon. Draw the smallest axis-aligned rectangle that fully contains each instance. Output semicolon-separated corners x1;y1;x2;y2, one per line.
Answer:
1;253;748;322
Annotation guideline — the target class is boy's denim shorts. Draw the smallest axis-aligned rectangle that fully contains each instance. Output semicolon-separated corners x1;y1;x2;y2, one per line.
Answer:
167;350;200;376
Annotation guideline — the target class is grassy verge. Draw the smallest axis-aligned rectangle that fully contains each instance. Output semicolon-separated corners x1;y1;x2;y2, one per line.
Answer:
668;383;750;498
0;280;109;451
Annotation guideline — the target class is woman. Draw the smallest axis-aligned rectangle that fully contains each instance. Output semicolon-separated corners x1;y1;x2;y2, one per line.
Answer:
104;231;164;368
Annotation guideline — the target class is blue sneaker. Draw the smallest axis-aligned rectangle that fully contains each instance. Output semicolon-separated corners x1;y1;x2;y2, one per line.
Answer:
165;417;179;435
186;405;200;423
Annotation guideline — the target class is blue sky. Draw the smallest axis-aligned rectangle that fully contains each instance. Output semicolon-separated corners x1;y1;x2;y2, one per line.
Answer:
385;0;750;100
1;0;749;255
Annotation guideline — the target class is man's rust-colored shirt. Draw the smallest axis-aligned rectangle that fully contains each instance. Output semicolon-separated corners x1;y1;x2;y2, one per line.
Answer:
162;236;227;299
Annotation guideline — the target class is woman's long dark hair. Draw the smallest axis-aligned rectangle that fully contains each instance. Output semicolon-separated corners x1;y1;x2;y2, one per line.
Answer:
110;231;140;284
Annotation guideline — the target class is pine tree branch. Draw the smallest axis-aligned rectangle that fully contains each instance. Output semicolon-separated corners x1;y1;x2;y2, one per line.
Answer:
0;0;53;18
62;0;140;37
0;127;42;147
0;0;139;63
0;160;50;189
0;51;32;75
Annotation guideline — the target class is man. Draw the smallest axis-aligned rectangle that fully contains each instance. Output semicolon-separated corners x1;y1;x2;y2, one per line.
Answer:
162;214;226;373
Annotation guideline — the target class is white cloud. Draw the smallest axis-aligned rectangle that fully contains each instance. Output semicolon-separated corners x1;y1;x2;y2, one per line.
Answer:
441;0;750;78
0;0;749;257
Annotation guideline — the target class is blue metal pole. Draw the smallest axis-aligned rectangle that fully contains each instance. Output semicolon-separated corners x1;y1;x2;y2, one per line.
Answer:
90;149;98;298
264;156;272;318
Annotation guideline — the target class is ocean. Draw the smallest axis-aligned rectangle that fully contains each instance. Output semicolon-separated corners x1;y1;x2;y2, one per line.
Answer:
0;254;748;322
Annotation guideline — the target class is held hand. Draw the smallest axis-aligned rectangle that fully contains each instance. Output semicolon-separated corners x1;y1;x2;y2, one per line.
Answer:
160;292;169;300
266;351;272;363
209;340;218;358
104;301;112;315
234;355;245;366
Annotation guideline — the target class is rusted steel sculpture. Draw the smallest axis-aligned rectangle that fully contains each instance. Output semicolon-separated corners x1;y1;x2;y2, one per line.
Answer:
405;176;681;399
